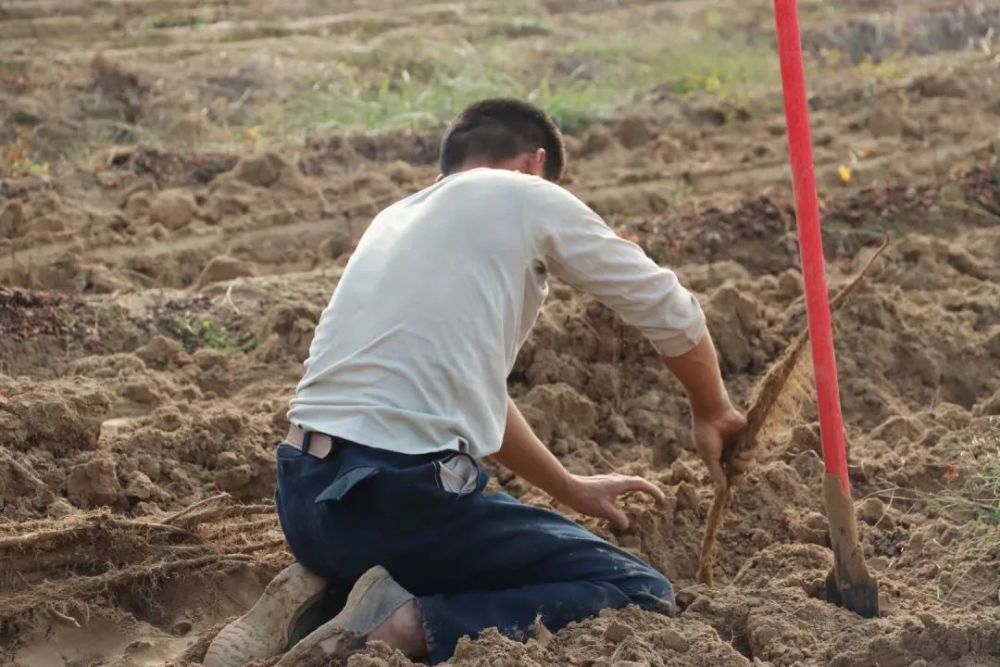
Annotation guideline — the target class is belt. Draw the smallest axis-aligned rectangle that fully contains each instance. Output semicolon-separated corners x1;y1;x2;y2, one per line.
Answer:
284;425;337;459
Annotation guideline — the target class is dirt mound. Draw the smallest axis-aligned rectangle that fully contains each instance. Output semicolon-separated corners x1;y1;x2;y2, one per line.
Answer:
452;605;748;667
4;164;999;666
2;0;999;663
0;497;285;642
804;6;1000;65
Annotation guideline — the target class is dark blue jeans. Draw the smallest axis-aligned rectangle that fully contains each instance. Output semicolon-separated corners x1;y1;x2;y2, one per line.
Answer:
274;440;674;664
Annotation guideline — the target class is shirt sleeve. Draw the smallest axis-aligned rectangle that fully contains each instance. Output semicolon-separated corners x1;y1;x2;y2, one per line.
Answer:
528;178;706;357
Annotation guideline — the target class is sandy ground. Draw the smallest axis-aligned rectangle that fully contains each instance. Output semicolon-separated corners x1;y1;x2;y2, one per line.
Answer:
1;1;999;666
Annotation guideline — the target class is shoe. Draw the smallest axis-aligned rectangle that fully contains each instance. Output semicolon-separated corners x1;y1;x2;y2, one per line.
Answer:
275;566;414;667
204;562;327;667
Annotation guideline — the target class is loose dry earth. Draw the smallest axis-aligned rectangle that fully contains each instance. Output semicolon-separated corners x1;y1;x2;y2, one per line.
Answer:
1;1;999;666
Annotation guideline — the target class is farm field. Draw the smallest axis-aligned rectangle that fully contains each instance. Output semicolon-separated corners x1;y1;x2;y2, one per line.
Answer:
1;0;999;665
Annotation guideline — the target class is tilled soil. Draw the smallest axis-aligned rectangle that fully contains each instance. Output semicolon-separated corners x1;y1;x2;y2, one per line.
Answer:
2;1;999;666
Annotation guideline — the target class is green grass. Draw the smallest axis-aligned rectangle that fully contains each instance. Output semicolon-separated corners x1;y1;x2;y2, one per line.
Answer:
952;424;1000;528
863;420;1000;538
0;127;50;177
483;12;554;39
957;455;999;573
921;459;1000;552
969;455;1000;526
165;315;256;353
253;23;777;138
11;8;783;166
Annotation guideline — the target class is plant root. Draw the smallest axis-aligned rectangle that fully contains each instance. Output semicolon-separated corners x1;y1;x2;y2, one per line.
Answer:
697;236;890;585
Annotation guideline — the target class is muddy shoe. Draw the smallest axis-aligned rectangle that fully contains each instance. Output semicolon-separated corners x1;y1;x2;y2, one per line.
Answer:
276;566;414;667
203;562;327;667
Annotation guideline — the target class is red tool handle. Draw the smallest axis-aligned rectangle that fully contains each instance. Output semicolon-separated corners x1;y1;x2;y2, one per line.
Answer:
773;0;851;496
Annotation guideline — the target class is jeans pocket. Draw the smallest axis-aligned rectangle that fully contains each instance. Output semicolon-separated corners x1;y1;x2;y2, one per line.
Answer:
314;466;381;503
434;453;479;495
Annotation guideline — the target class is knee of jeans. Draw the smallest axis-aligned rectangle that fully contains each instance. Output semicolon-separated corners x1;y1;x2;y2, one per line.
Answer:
622;567;674;609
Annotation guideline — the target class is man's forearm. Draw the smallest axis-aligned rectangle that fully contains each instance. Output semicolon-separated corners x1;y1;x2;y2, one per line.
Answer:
661;330;733;416
662;329;748;487
493;396;666;528
492;396;576;504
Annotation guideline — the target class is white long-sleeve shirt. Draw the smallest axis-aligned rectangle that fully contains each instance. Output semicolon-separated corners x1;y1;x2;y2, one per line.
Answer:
288;168;705;458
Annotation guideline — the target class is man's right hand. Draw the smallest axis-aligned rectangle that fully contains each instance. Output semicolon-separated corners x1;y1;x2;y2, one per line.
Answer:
660;330;752;491
693;404;749;490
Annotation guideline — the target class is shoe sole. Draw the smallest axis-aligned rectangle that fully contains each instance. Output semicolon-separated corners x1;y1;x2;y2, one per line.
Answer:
204;562;327;667
278;630;366;667
275;566;413;667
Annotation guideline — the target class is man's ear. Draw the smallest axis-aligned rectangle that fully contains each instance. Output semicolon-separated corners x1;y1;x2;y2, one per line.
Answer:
532;148;547;178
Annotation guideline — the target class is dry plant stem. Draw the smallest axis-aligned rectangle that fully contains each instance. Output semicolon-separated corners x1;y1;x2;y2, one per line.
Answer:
163;492;233;523
0;493;287;630
0;515;199;556
697;237;889;585
0;450;46;490
0;553;254;621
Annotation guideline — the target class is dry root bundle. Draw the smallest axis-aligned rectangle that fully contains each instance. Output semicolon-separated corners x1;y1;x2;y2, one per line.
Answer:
697;238;889;585
0;493;288;629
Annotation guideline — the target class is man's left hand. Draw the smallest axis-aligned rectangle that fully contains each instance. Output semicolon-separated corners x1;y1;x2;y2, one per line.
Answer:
559;473;665;530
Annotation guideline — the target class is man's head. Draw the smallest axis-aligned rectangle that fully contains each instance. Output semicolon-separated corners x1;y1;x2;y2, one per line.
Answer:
439;98;565;182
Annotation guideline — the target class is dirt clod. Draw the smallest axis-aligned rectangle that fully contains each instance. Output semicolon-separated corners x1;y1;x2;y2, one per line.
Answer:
615;116;655;150
66;456;120;508
150;189;198;230
859;497;886;525
232;152;298;188
195;255;259;289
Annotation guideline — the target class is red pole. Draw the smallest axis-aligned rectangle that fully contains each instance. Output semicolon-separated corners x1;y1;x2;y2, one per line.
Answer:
772;0;851;497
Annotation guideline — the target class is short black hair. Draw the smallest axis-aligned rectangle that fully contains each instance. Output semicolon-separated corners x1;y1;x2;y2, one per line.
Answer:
439;98;565;182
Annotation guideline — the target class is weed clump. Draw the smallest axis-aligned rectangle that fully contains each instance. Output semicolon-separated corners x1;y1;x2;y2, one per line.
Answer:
165;315;256;353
